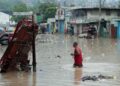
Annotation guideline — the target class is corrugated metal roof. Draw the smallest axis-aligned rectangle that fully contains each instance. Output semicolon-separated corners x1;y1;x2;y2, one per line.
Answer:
69;7;120;10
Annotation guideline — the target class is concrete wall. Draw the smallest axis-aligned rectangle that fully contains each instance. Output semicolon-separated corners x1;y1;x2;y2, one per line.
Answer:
73;24;82;35
87;10;120;21
0;12;10;25
70;9;120;23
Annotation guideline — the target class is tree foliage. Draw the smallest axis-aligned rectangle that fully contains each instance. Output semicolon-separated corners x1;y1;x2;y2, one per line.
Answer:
119;0;120;7
11;2;28;22
0;0;22;12
0;0;11;11
13;3;27;12
38;3;57;22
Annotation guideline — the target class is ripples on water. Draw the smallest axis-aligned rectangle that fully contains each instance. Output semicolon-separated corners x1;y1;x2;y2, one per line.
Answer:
0;34;120;86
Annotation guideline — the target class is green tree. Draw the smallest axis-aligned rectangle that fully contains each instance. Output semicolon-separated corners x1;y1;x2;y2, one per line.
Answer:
119;0;120;8
0;0;11;11
0;0;22;12
38;3;57;22
12;2;28;22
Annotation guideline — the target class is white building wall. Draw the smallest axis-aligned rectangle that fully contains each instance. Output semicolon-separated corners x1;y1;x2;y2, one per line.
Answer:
87;10;99;19
77;25;83;34
73;24;83;35
73;25;77;34
0;12;10;25
87;10;120;21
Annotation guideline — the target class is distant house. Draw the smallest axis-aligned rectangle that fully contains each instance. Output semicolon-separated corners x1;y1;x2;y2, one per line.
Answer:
69;7;120;35
55;8;65;33
47;18;56;33
0;12;10;26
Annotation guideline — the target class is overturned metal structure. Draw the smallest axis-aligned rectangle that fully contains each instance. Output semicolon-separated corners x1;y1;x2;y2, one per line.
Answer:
0;19;38;72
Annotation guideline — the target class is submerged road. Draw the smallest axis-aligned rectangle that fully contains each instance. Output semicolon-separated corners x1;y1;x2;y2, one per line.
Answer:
0;34;120;86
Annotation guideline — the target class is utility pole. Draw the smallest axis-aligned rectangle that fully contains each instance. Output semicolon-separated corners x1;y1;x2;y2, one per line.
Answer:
98;0;102;37
32;14;36;72
58;0;61;33
13;12;37;72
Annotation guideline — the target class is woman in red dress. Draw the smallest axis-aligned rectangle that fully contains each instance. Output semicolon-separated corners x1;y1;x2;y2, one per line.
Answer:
73;42;83;68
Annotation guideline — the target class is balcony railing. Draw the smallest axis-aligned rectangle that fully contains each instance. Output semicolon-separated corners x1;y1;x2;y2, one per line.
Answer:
70;15;120;24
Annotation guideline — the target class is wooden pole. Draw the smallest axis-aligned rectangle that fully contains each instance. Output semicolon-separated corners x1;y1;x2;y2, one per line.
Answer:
98;0;102;37
32;14;36;72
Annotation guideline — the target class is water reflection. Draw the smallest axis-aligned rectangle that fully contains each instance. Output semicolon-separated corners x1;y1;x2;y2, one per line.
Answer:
0;35;120;86
117;39;120;54
0;72;37;86
32;72;36;86
74;68;82;86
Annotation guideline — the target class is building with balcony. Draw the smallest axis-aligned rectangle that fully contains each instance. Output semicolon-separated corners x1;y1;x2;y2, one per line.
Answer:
69;7;120;36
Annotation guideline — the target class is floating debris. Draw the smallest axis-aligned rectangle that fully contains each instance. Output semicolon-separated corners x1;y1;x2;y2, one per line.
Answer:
40;69;43;71
98;74;115;79
82;74;115;82
82;76;98;81
56;55;61;58
70;53;74;56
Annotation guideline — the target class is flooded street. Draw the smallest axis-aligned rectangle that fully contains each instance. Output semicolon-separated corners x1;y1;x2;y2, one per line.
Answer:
0;34;120;86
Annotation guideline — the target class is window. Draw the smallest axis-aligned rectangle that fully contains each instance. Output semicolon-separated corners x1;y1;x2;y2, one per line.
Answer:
73;9;87;18
106;10;111;16
117;11;120;17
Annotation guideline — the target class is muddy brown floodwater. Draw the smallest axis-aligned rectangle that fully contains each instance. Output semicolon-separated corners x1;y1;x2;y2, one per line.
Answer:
0;34;120;86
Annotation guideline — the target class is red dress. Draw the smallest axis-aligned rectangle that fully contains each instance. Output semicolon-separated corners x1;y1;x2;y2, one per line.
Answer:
74;47;83;67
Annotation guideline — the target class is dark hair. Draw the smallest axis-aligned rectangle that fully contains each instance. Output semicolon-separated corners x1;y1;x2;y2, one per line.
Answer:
73;42;78;47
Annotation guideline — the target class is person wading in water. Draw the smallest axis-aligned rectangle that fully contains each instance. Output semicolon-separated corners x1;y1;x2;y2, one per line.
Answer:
72;42;83;68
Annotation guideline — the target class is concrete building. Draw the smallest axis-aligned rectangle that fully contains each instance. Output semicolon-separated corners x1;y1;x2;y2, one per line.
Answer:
69;7;120;36
47;18;56;33
55;8;65;33
0;12;10;26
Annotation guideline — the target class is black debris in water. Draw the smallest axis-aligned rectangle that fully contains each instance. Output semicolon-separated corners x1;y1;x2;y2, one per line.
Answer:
56;55;61;58
70;53;74;56
98;74;114;79
40;69;43;71
82;74;115;82
82;76;98;81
